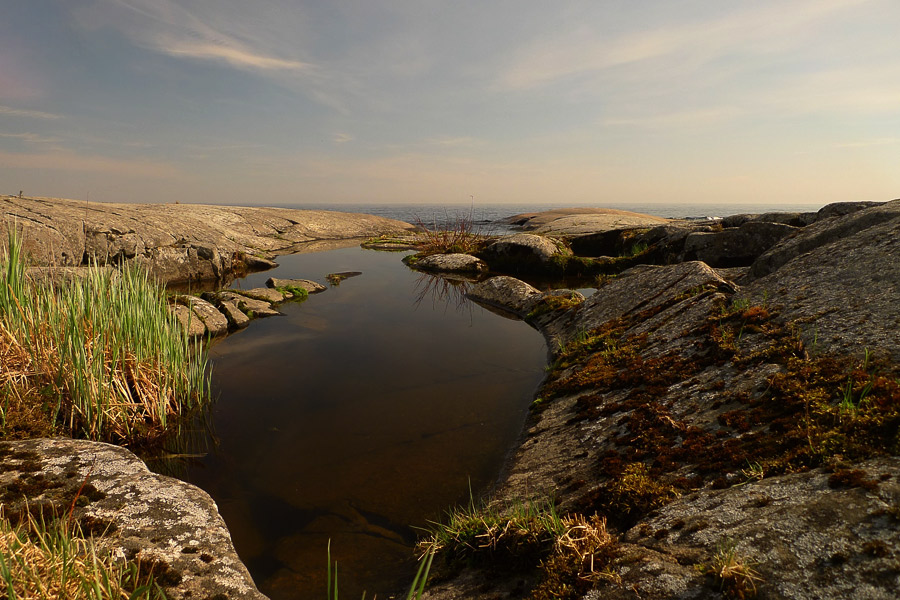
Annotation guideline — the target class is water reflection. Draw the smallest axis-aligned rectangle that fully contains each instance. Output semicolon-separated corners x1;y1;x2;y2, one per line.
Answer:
167;247;546;599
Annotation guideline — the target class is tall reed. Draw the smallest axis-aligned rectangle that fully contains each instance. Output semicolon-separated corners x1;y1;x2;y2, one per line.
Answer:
0;229;210;444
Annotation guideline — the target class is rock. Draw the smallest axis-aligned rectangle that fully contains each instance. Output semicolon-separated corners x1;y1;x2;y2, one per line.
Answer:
477;233;566;273
720;211;818;228
217;299;251;329
465;276;544;317
744;200;900;361
266;277;326;293
816;200;886;220
325;271;362;285
408;253;488;274
169;304;206;337
173;295;229;337
0;195;415;285
749;199;900;279
502;208;669;236
682;221;799;267
213;291;281;318
621;457;900;600
234;287;288;304
0;438;268;600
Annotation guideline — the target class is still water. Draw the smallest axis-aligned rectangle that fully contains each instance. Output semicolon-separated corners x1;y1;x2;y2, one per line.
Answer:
177;246;547;599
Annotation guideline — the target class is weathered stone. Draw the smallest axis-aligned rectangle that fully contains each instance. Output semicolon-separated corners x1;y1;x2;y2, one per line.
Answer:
721;211;818;228
169;304;206;337
215;291;280;317
0;195;415;285
410;253;488;274
465;276;544;317
173;295;229;337
620;458;900;600
235;287;287;303
0;438;269;600
477;233;566;274
503;207;669;236
682;221;799;267
218;299;251;328
744;201;900;361
750;199;900;279
266;277;327;293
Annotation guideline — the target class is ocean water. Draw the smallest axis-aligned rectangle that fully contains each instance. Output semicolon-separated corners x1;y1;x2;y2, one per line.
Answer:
269;201;830;230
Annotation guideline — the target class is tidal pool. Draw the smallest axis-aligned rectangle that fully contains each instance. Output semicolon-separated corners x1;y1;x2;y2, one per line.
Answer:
176;246;547;599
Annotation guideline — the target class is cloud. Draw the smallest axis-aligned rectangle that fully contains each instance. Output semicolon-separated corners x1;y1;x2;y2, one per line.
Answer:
498;0;873;91
0;149;180;178
602;107;743;129
332;133;353;144
426;136;483;147
82;0;315;74
0;132;61;145
0;105;63;120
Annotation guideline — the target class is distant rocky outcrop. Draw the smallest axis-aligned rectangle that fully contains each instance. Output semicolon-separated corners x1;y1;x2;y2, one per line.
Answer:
0;438;268;600
0;195;414;286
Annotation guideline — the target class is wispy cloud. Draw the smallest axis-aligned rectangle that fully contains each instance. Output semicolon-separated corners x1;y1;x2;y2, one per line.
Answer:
82;0;315;74
0;105;63;120
602;107;743;129
0;132;61;145
0;149;180;177
498;0;873;90
332;133;353;144
426;136;483;147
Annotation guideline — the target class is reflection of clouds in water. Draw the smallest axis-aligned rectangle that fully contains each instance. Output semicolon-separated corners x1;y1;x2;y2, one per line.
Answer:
209;328;315;358
412;272;477;317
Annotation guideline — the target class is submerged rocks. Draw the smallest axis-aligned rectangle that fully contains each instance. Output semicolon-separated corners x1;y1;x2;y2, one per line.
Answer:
0;438;268;600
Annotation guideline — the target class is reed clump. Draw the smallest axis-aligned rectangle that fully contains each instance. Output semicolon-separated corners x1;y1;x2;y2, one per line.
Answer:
0;230;210;445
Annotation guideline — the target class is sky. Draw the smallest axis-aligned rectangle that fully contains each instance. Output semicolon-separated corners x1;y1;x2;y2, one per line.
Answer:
1;0;898;207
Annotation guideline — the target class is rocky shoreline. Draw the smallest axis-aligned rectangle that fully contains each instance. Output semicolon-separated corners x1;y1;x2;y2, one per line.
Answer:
416;199;900;599
3;196;899;599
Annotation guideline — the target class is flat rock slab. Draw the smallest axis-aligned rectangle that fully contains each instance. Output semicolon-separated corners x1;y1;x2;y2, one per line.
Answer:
0;438;269;600
0;195;414;284
266;277;327;293
504;207;669;236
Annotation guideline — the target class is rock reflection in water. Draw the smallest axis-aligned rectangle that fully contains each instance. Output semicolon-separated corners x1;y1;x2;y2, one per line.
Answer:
173;247;546;600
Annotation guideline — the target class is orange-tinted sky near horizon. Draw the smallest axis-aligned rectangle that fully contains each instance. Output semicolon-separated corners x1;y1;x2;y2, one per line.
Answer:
1;0;898;206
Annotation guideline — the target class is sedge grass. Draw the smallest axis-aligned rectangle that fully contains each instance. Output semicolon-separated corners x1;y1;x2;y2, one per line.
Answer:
0;229;210;444
0;509;166;600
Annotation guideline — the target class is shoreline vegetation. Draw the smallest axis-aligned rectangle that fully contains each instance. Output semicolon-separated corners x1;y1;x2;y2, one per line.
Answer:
0;229;211;445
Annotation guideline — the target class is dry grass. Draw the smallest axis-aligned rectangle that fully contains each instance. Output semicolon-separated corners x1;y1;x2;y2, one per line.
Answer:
701;539;763;599
0;510;165;600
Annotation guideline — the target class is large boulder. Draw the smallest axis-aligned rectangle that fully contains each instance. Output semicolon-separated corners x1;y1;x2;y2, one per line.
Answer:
0;438;269;600
682;221;799;267
466;276;544;317
477;234;566;273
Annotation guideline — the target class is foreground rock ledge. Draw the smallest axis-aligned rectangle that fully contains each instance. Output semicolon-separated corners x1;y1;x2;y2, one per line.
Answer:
0;438;268;600
0;195;415;285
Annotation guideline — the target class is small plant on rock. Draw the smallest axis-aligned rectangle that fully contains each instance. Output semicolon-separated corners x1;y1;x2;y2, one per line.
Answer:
699;538;763;599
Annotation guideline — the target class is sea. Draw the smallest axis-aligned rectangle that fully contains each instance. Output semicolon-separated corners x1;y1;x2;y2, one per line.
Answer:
262;201;830;232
